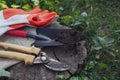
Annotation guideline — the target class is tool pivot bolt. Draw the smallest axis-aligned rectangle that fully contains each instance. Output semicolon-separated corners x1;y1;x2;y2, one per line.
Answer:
41;56;47;61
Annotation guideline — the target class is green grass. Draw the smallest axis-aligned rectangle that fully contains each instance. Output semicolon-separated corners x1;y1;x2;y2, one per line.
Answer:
0;0;120;80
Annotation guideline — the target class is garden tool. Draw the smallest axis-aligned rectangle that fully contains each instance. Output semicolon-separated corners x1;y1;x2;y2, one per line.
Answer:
33;27;87;47
5;29;63;47
0;42;69;71
0;7;58;36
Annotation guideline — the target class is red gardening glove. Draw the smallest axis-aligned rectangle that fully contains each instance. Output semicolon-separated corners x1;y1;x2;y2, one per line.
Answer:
28;10;58;26
0;7;58;36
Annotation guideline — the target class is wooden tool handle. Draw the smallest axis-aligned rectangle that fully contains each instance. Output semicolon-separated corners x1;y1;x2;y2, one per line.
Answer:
0;42;41;55
0;51;35;64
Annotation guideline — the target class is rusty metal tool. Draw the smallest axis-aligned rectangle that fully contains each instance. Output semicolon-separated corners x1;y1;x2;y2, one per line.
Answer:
0;42;69;71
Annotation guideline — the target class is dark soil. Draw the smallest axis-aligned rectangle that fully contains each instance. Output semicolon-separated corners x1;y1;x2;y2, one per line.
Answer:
56;29;87;50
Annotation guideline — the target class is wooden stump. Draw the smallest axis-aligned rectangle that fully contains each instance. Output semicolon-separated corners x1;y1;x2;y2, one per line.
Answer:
0;22;87;80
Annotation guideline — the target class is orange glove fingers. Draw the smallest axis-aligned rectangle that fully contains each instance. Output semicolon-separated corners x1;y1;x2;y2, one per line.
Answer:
41;12;58;20
28;7;42;14
34;15;58;26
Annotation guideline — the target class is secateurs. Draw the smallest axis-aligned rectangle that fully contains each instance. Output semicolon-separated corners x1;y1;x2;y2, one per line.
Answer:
0;42;69;71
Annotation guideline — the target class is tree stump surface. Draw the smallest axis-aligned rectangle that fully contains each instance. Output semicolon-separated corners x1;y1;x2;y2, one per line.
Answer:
0;22;87;80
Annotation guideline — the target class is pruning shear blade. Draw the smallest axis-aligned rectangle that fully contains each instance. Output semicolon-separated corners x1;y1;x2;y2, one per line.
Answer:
33;52;70;71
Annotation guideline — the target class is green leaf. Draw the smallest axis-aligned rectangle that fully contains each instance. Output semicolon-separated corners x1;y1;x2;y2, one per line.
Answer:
61;15;72;25
56;75;68;79
0;68;10;77
92;39;102;50
98;37;107;44
22;4;31;10
70;77;79;80
0;3;8;9
81;12;88;17
80;76;89;80
98;37;114;45
92;45;102;50
103;77;109;80
98;63;108;69
59;7;64;10
32;0;40;6
105;38;114;44
105;50;115;56
11;4;20;8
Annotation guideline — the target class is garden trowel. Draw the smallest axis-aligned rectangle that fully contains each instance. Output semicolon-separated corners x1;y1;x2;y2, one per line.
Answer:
6;29;63;47
33;27;86;47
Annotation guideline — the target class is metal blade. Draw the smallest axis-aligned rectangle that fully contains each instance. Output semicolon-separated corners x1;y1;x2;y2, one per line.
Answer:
33;52;69;71
36;28;64;39
35;27;65;47
44;58;70;71
32;40;63;47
